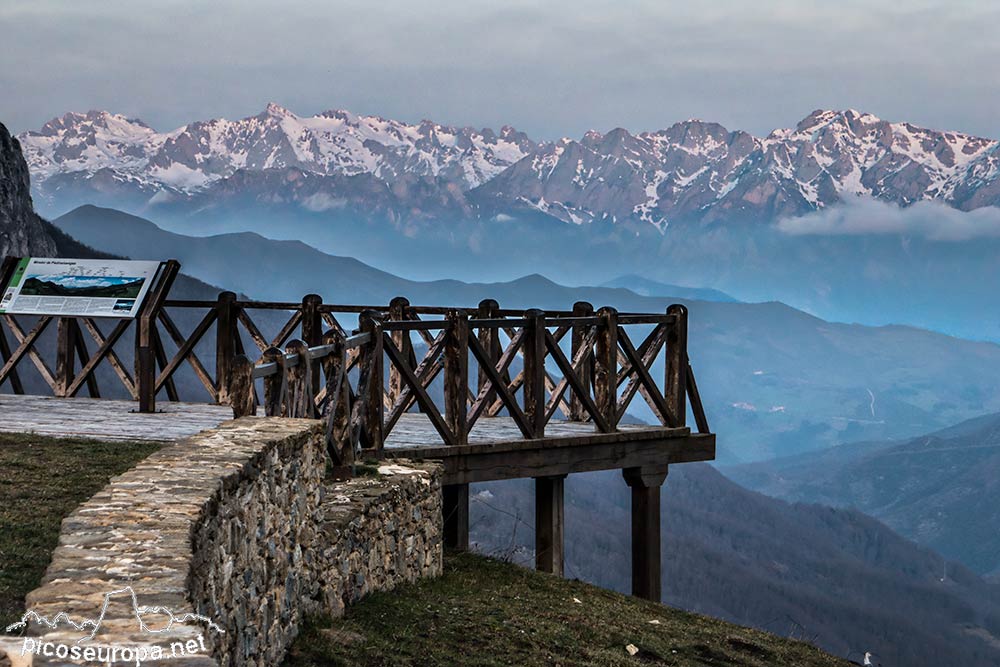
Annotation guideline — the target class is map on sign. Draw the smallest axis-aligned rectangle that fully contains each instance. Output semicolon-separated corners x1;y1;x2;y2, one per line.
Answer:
0;258;162;319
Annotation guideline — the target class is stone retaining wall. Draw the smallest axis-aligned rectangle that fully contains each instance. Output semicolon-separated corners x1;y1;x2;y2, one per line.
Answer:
6;419;441;667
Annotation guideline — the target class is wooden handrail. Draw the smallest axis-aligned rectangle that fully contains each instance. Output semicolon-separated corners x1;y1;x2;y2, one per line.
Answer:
2;285;711;480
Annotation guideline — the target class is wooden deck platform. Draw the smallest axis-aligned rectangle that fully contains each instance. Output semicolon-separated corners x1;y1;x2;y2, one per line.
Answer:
383;414;714;484
0;396;716;481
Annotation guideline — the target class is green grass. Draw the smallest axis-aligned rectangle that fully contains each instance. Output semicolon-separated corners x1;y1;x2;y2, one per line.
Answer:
0;432;160;623
284;552;851;667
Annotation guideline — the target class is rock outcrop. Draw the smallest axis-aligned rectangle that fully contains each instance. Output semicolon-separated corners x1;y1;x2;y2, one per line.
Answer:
0;121;56;258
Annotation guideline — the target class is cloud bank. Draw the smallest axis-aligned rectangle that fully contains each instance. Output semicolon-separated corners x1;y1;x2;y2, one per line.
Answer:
777;198;1000;242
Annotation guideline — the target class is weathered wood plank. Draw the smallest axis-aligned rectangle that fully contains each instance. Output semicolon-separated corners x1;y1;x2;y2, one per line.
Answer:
399;432;714;484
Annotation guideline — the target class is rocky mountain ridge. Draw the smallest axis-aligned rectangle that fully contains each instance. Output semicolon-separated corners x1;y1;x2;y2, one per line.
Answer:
18;106;1000;227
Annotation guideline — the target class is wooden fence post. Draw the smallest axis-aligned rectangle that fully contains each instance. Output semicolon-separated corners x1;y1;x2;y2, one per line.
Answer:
55;317;77;398
215;291;239;405
356;310;384;458
476;299;500;408
262;346;285;416
301;294;323;405
285;338;314;418
388;296;412;407
522;309;547;438
568;301;594;421
444;309;469;446
0;256;24;393
595;306;619;432
322;328;353;478
230;354;256;418
665;304;688;428
136;260;180;413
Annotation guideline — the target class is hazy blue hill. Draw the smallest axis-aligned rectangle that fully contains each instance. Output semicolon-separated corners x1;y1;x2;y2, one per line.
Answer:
470;463;1000;667
726;412;1000;576
55;205;1000;463
600;274;736;302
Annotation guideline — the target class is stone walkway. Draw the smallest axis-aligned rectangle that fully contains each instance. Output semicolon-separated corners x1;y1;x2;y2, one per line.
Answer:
0;394;234;442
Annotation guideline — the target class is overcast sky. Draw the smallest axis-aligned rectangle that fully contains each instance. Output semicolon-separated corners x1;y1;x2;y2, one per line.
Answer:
2;0;998;140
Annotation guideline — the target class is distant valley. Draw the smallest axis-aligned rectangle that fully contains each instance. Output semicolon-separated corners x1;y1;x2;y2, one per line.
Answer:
727;413;1000;577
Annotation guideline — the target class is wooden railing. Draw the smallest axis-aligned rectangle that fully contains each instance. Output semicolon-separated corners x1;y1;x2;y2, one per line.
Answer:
2;286;709;476
224;297;709;475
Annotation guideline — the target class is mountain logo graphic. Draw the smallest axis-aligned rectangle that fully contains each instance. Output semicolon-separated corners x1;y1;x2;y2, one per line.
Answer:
5;586;224;644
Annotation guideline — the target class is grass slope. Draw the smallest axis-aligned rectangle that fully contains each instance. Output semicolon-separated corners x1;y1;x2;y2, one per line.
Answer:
0;433;160;622
284;553;850;667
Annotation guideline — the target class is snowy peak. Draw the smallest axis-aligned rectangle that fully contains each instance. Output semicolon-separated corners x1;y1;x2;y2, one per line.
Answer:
478;110;1000;226
17;107;1000;228
20;104;536;193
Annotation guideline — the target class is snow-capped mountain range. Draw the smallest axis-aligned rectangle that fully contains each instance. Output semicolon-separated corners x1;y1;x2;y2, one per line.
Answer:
17;105;1000;228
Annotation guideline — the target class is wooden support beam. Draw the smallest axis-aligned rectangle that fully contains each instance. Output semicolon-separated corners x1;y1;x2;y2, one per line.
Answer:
535;474;566;576
402;431;709;485
443;483;470;551
623;465;669;602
